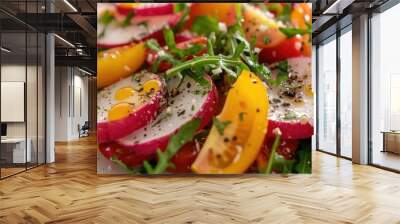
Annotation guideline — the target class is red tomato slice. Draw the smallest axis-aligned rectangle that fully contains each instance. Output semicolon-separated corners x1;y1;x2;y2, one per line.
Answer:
168;143;199;173
259;36;303;64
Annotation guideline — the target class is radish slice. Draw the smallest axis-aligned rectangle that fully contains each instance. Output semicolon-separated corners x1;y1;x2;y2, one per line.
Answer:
97;13;181;48
116;3;174;16
97;72;166;144
266;57;314;139
117;76;218;157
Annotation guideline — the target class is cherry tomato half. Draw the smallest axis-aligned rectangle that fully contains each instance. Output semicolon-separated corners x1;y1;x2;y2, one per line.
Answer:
168;143;199;173
259;36;303;64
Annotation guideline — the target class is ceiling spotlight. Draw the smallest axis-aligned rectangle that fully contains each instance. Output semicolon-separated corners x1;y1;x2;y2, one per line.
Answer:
1;47;11;53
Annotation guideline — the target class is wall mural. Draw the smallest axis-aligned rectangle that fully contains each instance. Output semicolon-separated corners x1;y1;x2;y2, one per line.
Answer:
97;3;313;174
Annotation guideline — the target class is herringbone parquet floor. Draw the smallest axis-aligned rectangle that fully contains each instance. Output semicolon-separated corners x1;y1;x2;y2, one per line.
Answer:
1;135;400;224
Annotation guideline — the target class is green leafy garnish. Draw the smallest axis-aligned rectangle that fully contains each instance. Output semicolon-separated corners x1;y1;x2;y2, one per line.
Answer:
272;154;295;174
110;156;142;174
276;4;292;23
191;16;220;36
173;3;189;32
239;112;245;122
145;39;179;73
283;110;298;120
265;129;282;174
164;28;203;59
143;119;201;174
98;10;115;38
213;117;231;135
98;10;114;25
268;60;289;86
279;26;312;38
263;36;270;44
121;12;135;27
295;139;312;173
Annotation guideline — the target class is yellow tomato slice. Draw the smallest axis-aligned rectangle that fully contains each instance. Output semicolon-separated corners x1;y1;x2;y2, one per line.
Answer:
97;43;145;89
187;3;238;27
192;70;269;174
291;3;312;29
242;4;286;49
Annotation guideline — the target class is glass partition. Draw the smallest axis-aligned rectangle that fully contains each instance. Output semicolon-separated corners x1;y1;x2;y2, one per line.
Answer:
370;3;400;171
317;35;337;154
339;26;352;158
0;1;46;179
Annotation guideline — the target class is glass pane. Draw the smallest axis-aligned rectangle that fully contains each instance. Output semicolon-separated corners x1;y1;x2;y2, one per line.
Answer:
371;4;400;171
340;28;352;158
38;32;45;165
27;31;38;168
1;30;27;177
317;36;337;154
312;45;317;151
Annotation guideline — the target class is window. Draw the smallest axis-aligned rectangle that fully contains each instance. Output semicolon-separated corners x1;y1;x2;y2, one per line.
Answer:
339;27;352;158
317;35;337;154
370;2;400;171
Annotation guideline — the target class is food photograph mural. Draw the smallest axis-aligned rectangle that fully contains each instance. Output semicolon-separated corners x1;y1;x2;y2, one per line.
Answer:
96;3;313;175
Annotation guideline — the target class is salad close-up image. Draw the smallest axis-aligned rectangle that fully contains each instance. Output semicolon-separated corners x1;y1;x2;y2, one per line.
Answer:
97;3;313;174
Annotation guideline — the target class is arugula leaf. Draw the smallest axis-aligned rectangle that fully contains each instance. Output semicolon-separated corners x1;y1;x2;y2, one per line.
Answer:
265;129;281;174
98;10;114;25
276;4;291;23
213;117;231;135
110;156;142;175
283;110;298;121
263;36;270;44
174;3;187;13
145;39;179;73
295;139;312;173
173;3;189;32
98;10;115;38
272;155;295;173
191;16;219;36
268;60;289;86
279;26;311;38
121;12;135;27
239;112;245;122
143;119;201;174
165;28;204;59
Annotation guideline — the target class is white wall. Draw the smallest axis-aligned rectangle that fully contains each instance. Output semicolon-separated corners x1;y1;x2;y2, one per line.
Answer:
54;67;89;141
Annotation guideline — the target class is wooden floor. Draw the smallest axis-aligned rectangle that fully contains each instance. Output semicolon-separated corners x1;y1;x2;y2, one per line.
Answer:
0;136;400;224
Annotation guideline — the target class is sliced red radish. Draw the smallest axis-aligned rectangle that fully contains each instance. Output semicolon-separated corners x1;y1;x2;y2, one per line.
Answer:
97;72;166;144
97;13;181;48
116;75;218;158
266;57;314;139
116;3;174;16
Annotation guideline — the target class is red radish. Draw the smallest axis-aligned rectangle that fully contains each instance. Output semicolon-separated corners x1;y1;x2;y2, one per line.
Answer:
97;72;165;144
116;3;174;16
99;143;151;167
116;76;218;158
97;13;181;48
266;57;314;139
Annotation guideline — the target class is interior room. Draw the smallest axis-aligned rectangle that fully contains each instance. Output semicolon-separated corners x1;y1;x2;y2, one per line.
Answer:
0;0;400;223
